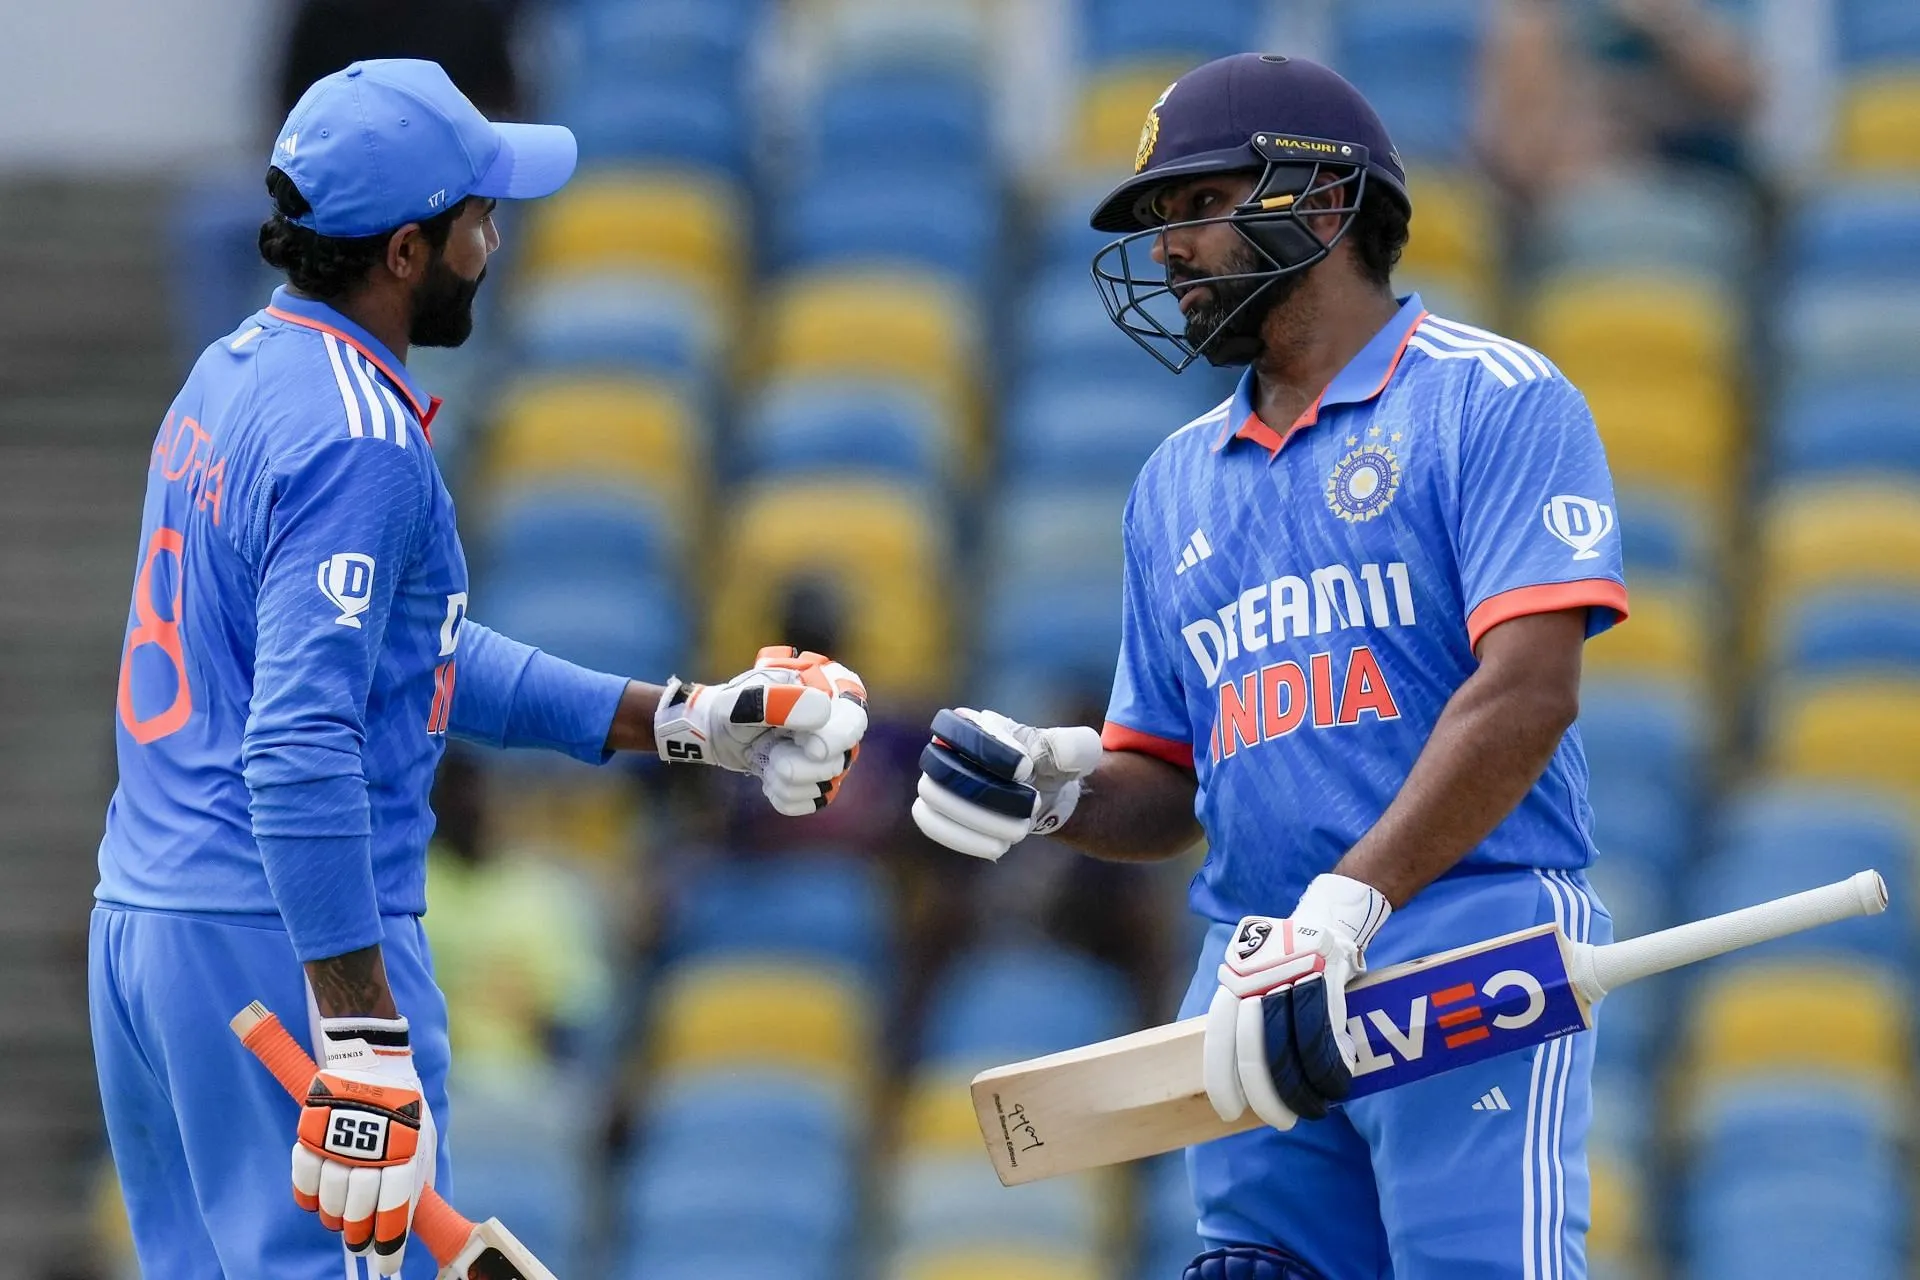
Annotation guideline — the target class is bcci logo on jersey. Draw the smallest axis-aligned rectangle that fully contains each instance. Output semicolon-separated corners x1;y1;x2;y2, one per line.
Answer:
318;553;376;628
1326;442;1401;523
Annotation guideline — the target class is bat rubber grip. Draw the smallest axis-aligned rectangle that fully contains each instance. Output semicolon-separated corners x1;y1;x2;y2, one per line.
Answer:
231;1003;473;1270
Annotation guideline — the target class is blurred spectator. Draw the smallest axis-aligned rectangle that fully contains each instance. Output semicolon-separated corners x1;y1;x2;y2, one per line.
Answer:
276;0;524;118
1480;0;1764;199
424;747;613;1084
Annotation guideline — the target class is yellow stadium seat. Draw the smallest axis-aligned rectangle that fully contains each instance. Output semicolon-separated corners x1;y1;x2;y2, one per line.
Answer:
898;1070;984;1155
486;375;704;519
1581;580;1711;682
1579;372;1743;516
893;1250;1102;1280
708;480;952;698
1587;1148;1645;1265
1836;74;1920;174
1685;960;1911;1088
1527;274;1740;385
761;270;981;458
1758;481;1920;606
1401;170;1496;297
1765;677;1920;800
1073;63;1192;176
520;171;745;308
488;774;642;874
652;961;874;1085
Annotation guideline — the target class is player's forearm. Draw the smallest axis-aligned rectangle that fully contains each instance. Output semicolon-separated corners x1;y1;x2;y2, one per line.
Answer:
304;943;400;1019
1056;749;1203;863
602;679;664;754
1335;612;1585;907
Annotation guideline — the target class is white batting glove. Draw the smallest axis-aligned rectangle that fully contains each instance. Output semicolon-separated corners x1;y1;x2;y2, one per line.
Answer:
655;646;869;815
291;1016;437;1275
1203;874;1392;1131
911;708;1104;861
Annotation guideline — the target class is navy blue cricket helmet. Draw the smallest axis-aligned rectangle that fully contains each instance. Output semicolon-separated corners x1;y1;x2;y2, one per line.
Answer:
1089;54;1412;373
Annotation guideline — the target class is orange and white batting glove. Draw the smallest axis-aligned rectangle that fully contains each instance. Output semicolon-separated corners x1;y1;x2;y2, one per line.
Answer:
654;646;869;815
291;1016;436;1275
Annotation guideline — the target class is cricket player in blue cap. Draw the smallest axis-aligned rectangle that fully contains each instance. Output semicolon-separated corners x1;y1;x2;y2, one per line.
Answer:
91;59;870;1277
915;54;1630;1279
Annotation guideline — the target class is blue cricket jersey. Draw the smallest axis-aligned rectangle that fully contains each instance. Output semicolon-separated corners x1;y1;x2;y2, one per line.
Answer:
98;287;628;961
1104;295;1630;925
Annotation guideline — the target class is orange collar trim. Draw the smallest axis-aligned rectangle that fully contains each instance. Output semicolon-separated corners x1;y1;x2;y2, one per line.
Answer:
265;305;431;422
1216;307;1431;459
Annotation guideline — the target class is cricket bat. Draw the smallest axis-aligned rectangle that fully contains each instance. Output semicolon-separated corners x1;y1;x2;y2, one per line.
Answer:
973;869;1889;1186
230;1002;559;1280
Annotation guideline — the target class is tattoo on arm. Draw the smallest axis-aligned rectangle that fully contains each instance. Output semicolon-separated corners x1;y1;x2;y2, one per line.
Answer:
304;944;399;1020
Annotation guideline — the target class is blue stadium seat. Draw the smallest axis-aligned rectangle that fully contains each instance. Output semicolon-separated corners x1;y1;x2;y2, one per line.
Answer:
1789;182;1920;282
1082;0;1262;65
482;485;672;584
1614;490;1715;581
660;858;892;983
1685;1172;1905;1280
484;574;687;678
1776;589;1920;676
167;169;281;357
1691;1078;1903;1188
1334;1;1487;164
920;944;1133;1066
513;275;720;390
1019;270;1198;391
1838;0;1920;67
1578;679;1706;807
624;1149;854;1247
1780;283;1920;382
619;1232;837;1280
738;379;949;485
1002;379;1202;485
984;486;1128;583
1536;170;1757;283
563;80;748;176
978;581;1124;703
572;0;762;87
1772;378;1920;480
1691;786;1914;964
894;1155;1103;1254
815;70;991;174
784;170;997;287
1136;1153;1202;1280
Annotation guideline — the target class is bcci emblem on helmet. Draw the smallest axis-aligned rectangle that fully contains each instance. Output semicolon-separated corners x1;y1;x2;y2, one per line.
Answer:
1326;441;1402;523
1134;82;1175;174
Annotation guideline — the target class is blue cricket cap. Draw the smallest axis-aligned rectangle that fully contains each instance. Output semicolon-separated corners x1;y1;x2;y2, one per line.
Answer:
271;59;578;239
1091;54;1409;233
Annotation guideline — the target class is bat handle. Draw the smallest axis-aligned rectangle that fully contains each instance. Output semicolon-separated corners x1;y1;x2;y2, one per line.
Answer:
229;1001;473;1271
1578;869;1889;998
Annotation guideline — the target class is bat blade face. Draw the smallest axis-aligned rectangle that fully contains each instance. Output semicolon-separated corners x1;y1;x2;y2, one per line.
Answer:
1344;923;1589;1098
451;1220;560;1280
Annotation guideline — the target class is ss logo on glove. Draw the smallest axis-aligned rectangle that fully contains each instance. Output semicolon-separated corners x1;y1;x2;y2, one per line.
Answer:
324;1112;390;1158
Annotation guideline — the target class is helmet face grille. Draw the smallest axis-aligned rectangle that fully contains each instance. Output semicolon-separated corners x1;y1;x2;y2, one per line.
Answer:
1090;158;1370;373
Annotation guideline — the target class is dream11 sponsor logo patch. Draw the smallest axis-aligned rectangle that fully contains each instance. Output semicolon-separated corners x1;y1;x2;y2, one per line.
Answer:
1342;928;1588;1098
1542;495;1614;561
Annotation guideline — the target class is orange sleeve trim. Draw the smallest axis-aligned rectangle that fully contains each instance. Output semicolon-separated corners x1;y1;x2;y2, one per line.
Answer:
1466;578;1630;650
1102;721;1195;770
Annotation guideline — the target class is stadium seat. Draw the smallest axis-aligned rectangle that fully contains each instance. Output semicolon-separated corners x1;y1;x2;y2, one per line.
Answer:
984;487;1128;585
811;0;991;74
1578;677;1706;822
1397;170;1496;298
783;170;998;289
561;79;749;177
572;0;761;86
486;772;642;868
919;944;1133;1069
1763;677;1920;800
1685;1172;1906;1280
650;960;876;1085
484;574;688;683
485;376;705;521
889;1248;1104;1280
1779;281;1920;381
1683;959;1911;1088
625;1148;853;1247
1579;582;1711;682
1333;1;1485;163
1073;64;1193;175
512;273;721;393
1579;374;1743;518
896;1069;988;1156
1614;489;1717;582
1018;270;1200;391
1001;377;1205;485
1771;378;1920;481
1787;181;1920;282
1527;274;1740;385
643;1069;860;1158
1838;0;1920;67
1773;588;1920;676
1836;72;1920;173
707;479;951;697
623;1231;839;1280
1135;1153;1203;1280
1686;1075;1904;1188
813;69;991;174
761;271;980;455
520;173;745;310
481;483;672;582
1587;1147;1647;1275
892;1153;1106;1254
1534;169;1757;284
1081;0;1261;66
738;378;951;486
1756;482;1920;622
661;856;892;983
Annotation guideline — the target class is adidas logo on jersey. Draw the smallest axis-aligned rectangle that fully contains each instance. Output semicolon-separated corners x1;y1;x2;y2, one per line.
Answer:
1472;1086;1512;1112
1174;529;1213;575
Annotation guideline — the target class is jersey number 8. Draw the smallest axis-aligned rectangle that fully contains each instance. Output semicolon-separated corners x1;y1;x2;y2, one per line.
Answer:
116;526;193;745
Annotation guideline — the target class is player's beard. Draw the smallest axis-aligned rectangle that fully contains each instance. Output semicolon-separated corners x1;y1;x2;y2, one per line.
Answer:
408;254;485;349
1173;239;1304;367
